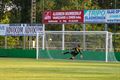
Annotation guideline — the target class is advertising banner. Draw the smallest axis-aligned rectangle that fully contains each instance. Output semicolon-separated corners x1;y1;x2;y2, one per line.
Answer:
43;10;84;24
0;24;8;36
5;24;43;36
6;24;23;36
24;24;43;36
84;10;107;23
106;9;120;23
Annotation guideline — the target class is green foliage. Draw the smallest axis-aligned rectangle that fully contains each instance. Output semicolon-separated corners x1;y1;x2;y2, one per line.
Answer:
0;36;4;48
85;24;104;31
7;36;20;48
97;0;119;9
0;12;10;23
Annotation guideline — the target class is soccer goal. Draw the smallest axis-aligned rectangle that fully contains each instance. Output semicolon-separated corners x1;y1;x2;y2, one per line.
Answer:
36;31;117;62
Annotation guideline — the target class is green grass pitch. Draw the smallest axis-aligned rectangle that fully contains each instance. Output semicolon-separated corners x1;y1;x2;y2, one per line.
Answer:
0;58;119;80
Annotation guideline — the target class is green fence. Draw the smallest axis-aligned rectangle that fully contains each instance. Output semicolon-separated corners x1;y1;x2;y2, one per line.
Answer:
39;50;106;61
0;49;120;61
0;49;36;58
115;52;120;61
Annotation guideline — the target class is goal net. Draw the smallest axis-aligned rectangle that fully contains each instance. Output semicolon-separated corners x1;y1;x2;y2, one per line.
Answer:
36;31;117;62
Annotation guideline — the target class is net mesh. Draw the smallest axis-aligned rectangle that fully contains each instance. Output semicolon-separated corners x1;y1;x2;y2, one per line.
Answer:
37;31;118;62
107;33;118;62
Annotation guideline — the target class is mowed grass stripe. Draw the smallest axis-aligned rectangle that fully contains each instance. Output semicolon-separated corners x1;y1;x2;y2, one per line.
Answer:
0;58;120;80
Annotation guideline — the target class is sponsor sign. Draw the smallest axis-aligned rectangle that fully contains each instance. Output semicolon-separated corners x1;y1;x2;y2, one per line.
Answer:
5;24;43;36
6;24;23;36
84;10;107;23
43;10;84;24
0;24;7;36
106;9;120;23
24;24;43;36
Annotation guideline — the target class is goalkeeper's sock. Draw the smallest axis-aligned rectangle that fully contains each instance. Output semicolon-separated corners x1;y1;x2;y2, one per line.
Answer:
80;55;83;59
70;57;75;60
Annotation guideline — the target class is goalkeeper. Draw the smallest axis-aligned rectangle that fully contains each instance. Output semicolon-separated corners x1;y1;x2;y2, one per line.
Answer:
63;44;83;60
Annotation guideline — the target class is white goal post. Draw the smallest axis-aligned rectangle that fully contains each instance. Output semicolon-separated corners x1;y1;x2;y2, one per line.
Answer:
36;31;117;62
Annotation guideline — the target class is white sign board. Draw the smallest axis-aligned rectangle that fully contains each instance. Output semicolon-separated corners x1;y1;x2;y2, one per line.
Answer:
6;24;23;36
5;24;43;36
106;9;120;23
24;24;43;36
84;10;107;23
0;24;8;36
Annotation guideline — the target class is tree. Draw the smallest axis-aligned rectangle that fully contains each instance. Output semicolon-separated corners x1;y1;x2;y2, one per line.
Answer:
12;0;31;23
96;0;120;9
